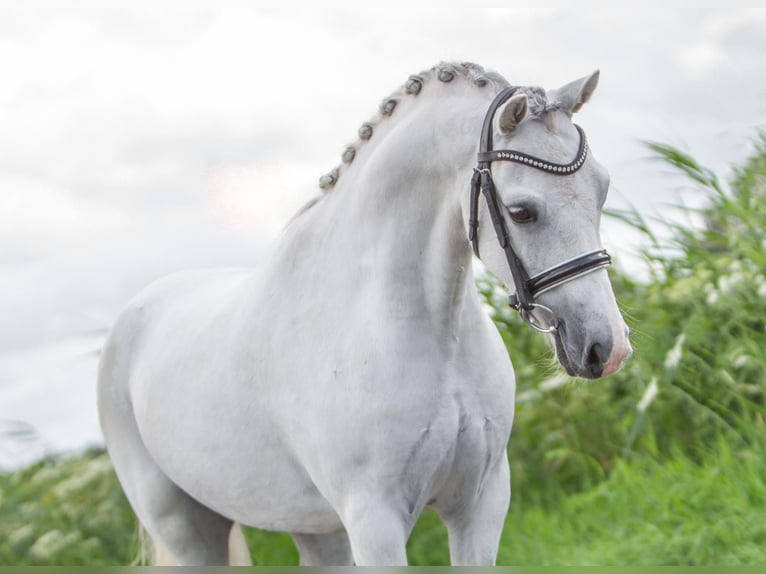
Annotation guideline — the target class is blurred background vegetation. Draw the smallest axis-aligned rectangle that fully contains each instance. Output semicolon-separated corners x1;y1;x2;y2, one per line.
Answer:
2;135;765;565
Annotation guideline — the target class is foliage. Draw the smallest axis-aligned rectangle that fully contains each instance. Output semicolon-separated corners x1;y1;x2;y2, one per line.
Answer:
2;134;766;565
0;450;137;565
0;449;300;565
501;438;766;566
483;133;766;499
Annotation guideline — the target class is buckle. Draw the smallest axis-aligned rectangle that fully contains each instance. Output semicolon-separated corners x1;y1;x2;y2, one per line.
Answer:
519;303;559;334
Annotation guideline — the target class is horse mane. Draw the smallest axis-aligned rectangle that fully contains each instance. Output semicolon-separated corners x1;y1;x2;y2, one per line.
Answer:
291;61;559;220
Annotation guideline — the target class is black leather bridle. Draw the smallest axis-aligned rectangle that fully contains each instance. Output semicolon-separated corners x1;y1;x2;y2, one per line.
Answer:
468;86;612;333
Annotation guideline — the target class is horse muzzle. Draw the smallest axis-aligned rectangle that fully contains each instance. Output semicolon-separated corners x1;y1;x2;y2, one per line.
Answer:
553;319;632;379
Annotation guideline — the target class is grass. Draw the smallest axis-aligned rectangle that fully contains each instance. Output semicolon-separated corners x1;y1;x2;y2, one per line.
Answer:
0;450;138;565
4;439;763;566
500;441;766;566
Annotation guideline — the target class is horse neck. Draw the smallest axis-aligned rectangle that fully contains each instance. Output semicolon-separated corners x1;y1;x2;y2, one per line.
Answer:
305;84;488;328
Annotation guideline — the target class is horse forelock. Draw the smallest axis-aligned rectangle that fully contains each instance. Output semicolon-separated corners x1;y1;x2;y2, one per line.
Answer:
519;86;561;117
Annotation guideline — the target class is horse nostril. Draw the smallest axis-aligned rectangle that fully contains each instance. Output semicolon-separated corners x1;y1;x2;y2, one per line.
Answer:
586;342;607;378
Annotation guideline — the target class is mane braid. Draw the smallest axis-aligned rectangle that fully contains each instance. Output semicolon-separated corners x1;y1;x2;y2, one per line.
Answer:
315;61;558;192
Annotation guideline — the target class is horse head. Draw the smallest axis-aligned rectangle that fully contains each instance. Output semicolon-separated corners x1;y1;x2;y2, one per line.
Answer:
467;71;632;379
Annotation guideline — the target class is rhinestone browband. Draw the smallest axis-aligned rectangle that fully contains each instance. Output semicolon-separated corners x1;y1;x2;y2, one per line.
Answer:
476;124;588;175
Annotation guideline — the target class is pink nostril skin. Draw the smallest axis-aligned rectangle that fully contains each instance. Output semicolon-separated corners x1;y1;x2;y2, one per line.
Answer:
603;324;632;377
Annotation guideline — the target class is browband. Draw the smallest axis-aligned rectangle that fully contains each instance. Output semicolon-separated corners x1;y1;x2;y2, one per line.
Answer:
477;124;588;174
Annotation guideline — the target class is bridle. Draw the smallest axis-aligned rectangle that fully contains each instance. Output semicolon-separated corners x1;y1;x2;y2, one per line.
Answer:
468;86;612;333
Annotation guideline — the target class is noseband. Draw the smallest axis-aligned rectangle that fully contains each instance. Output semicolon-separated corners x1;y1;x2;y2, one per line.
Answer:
468;87;612;333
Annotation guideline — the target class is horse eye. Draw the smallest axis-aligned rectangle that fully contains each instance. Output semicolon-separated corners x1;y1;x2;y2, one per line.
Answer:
508;205;537;223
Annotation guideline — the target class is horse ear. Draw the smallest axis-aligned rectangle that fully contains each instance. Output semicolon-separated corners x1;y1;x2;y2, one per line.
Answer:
551;70;600;115
498;93;529;134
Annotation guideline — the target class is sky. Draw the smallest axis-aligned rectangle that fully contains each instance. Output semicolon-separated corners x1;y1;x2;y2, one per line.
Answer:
1;0;765;468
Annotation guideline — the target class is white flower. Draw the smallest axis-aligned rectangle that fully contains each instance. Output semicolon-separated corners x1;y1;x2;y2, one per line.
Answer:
756;275;766;298
705;283;719;305
637;377;659;412
717;274;734;294
28;530;81;561
52;456;112;498
664;333;686;370
7;524;35;547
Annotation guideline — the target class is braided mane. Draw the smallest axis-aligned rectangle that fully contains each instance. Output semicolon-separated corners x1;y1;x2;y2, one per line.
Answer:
316;61;559;191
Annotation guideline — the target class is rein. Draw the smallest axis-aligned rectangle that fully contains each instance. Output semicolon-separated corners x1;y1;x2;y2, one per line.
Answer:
468;87;611;333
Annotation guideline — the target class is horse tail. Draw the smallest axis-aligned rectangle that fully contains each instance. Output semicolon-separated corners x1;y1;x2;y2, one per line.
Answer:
137;523;252;565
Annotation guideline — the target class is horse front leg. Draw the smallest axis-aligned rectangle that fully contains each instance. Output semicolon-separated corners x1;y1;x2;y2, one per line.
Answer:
340;494;412;565
441;452;511;565
291;531;353;566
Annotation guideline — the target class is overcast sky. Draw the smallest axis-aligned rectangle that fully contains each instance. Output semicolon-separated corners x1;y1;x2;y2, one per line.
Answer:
1;0;765;467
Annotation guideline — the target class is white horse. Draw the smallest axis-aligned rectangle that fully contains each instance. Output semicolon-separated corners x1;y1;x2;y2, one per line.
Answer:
98;62;631;566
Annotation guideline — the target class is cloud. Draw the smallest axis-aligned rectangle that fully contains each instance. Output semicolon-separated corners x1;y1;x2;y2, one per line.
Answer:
676;6;766;76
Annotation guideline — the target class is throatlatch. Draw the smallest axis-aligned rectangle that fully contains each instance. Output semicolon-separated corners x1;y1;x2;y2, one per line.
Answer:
469;87;611;332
